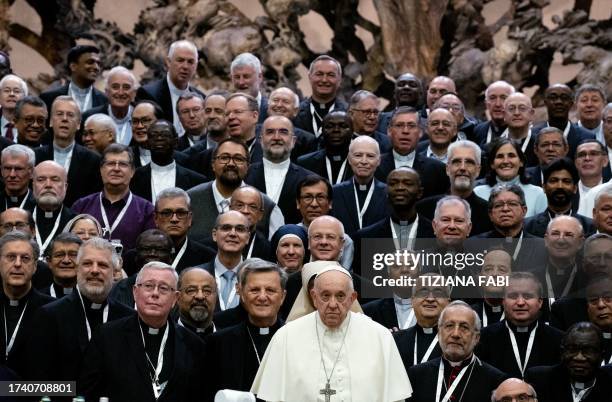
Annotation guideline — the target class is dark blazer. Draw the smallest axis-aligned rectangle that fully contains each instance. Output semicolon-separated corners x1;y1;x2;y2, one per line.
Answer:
330;178;390;237
0;136;13;152
394;325;442;371
293;97;348;136
359;131;392;153
34;143;102;206
549;297;588;331
526;364;612;402
135;78;204;124
39;83;107;119
174;238;216;273
295;149;352;183
24;292;134;382
245;161;314;224
176;134;202;151
34;206;76;245
532;121;595;160
416;191;493;235
257;95;269;124
0;189;36;213
183;145;214;178
375;152;450;198
78;315;205;402
524;210;595;237
526;165;543;186
2;289;54;374
130;162;208;203
476;319;564;378
212;303;248;330
473;120;506;148
407;356;507;402
362;298;398;329
255;124;318;161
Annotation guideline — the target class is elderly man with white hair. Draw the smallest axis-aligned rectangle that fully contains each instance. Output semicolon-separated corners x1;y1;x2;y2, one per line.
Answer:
0;74;27;143
331;135;389;237
230;52;269;123
0;144;36;211
82;113;117;154
82;66;137;145
252;263;412;402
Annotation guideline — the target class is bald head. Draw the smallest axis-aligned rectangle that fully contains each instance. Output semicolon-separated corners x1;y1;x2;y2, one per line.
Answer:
492;378;536;402
427;76;456;109
308;215;345;262
268;87;300;119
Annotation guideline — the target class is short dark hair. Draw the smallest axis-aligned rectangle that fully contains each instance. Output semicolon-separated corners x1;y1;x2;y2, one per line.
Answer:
0;230;39;261
505;271;543;298
45;232;83;258
486;138;530;187
562;321;602;350
212;137;250;160
388;106;420;128
14;96;47;121
226;93;258;112
488;183;526;211
101;143;134;168
148;119;177;139
296;175;333;201
66;45;100;69
575;84;606;103
543;157;579;185
133;100;164;119
575;138;606;155
534;127;567;148
176;92;205;111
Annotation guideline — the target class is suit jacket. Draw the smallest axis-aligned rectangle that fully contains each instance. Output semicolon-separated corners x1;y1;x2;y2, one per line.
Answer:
1;289;54;374
375;152;450;198
186;182;223;243
532;121;595;159
526;165;543;186
183;145;215;178
362;297;398;329
524;210;595;237
473;120;506;148
34;143;102;206
245;161;314;224
526;364;612;402
293;97;348;135
135;78;204;124
34;206;76;246
130;162;208;202
0;188;36;213
394;325;442;371
39;82;107;119
24;291;134;382
295;148;352;183
407;356;507;402
357;131;392;153
78;315;206;402
416;191;493;235
331;178;390;237
476;319;563;378
549;297;588;331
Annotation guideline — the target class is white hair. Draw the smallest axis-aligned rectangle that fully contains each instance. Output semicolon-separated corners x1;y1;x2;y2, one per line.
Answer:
136;261;179;287
594;182;612;208
438;300;482;332
484;80;515;99
271;87;299;108
447;140;482;165
0;74;28;96
349;135;380;156
105;66;137;89
230;52;262;75
84;113;117;138
434;195;472;223
168;40;198;60
307;215;345;239
1;144;35;167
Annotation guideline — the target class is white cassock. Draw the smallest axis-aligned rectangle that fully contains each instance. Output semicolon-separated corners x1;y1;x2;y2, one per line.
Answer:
251;311;412;402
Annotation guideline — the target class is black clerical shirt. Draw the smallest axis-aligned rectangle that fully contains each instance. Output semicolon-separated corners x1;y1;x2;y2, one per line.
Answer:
138;318;174;387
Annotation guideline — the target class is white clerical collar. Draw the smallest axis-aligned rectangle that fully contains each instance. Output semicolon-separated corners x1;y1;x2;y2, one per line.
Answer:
262;157;290;171
603;332;611;339
108;104;133;124
53;141;75;154
393;149;416;163
151;160;176;172
148;327;160;335
8;299;19;307
515;326;529;333
166;74;188;95
422;326;434;334
259;327;269;335
90;302;103;310
491;305;502;313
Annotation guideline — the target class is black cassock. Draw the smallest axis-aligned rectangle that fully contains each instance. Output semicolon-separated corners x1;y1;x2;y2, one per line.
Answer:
394;324;442;371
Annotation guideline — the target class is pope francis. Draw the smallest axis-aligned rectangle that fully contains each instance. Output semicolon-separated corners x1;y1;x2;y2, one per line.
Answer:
251;264;413;402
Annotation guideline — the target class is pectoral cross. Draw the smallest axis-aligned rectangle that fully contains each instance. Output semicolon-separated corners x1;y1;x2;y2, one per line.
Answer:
320;381;336;402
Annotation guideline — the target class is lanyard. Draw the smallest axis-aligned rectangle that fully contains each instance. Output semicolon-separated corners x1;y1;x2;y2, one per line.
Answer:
69;84;92;112
4;189;30;210
116;121;130;145
139;322;169;399
310;102;336;137
511;231;524;261
501;126;532;154
76;287;109;341
171;239;189;270
572;380;596;402
547;121;571;138
216;272;238;311
506;321;538;376
435;355;475;402
390;218;418;250
33;206;63;257
545;264;577;305
99;192;133;238
3;301;28;359
245;233;256;259
353;182;375;229
413;332;439;365
397;307;415;330
482;305;505;327
325;156;348;185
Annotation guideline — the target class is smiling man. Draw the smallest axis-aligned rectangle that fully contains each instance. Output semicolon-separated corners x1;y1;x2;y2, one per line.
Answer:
13;96;48;148
348;90;392;153
176;267;217;338
42;232;82;298
205;259;287;398
0;74;27;143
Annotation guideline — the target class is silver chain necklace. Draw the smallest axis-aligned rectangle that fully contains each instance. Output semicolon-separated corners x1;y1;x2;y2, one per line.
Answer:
246;326;262;365
315;313;351;402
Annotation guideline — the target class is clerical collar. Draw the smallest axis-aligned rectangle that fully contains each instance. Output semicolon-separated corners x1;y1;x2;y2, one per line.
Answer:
444;354;473;368
353;177;373;192
603;332;611;339
53;141;75;154
139;146;151;156
1;289;31;306
139;317;168;336
37;207;60;220
419;325;436;335
547;207;572;219
328;148;349;161
490;305;502;313
80;292;107;311
572;378;595;390
391;214;417;225
247;319;281;335
151;160;176;172
312;98;335;111
393;294;412;306
262;157;290;170
506;319;537;333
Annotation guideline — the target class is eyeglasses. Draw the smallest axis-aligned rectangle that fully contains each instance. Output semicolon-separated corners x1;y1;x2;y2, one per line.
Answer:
230;201;262;213
216;224;249;234
1;166;27;174
214;154;249;165
179;106;203;116
181;286;216;297
491;200;524;210
538;142;564;149
1;253;33;264
506;105;531;113
136;282;175;295
352;109;380;117
587;296;612;305
102;160;131;169
0;222;29;231
390;122;419;130
22;116;46;126
413;288;448;298
300;194;329;204
131;117;154;126
429;120;454;128
495;394;536;402
576;151;604;159
155;209;191;219
547;230;579;240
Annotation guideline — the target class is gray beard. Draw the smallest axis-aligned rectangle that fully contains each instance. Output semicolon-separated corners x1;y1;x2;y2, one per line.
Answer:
188;305;210;323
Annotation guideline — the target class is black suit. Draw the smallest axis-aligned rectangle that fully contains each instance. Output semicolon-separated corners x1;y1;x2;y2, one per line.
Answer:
526;364;612;402
204;320;283;401
212;303;248;330
416;192;493;235
375;152;450;198
78;315;205;402
549;297;588;331
394;324;442;371
173;238;216;273
473;120;506;148
331;178;390;237
295;149;352;183
524;210;595;237
135;78;204;124
129;162;208;203
34;206;76;247
0;189;35;213
532;121;595;160
39;82;107;118
476;319;563;378
34;143;102;206
526;165;543;186
24;291;133;382
1;289;54;375
407;356;507;402
356;131;392;153
245;161;314;224
362;298;399;329
293;97;347;136
183;145;215;178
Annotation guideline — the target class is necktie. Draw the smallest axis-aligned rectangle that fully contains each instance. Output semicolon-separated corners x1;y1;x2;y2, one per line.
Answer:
219;199;230;213
221;270;236;307
448;366;461;401
4;123;13;142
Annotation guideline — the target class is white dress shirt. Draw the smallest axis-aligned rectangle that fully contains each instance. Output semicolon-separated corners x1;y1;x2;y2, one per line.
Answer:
150;161;176;203
262;158;290;204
